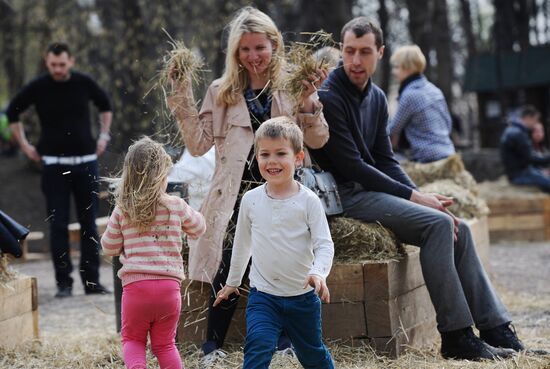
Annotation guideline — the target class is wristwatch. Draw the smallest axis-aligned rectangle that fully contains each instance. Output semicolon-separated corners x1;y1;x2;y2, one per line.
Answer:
99;132;111;141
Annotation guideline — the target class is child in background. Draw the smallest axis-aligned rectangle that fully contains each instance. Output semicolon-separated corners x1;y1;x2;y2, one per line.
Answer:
101;137;206;369
214;117;335;369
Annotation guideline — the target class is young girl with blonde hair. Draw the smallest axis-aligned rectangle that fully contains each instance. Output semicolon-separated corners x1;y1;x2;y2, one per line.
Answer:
101;137;206;369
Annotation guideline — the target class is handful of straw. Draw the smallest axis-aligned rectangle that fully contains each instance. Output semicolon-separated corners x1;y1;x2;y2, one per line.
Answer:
280;31;335;111
158;38;204;96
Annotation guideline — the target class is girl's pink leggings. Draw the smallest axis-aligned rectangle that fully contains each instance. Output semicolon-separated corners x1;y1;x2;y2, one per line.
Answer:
121;279;182;369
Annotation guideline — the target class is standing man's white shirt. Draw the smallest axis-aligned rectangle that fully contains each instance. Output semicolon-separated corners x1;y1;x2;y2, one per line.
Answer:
226;183;334;297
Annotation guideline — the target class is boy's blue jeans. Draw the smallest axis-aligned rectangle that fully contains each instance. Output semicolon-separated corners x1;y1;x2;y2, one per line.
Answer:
243;288;334;369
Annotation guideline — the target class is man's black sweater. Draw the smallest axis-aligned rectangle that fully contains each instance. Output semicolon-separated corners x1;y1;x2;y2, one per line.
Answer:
310;64;415;199
6;71;111;156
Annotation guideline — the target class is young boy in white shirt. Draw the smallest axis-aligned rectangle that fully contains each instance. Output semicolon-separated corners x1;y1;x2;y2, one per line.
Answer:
214;116;335;369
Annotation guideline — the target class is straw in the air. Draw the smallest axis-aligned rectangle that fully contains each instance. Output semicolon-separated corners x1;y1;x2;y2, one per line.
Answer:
158;38;204;96
279;31;335;111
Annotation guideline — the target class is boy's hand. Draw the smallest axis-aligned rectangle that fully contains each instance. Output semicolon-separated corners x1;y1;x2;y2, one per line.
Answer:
303;275;330;303
213;285;239;307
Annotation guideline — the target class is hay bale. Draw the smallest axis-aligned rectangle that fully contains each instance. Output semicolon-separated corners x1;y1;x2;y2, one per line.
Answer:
0;254;18;285
419;180;489;219
402;154;478;192
329;217;404;263
478;175;546;200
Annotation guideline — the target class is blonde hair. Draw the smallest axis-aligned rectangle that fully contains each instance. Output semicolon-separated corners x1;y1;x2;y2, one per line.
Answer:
115;137;173;230
390;45;426;74
217;6;285;106
254;116;303;154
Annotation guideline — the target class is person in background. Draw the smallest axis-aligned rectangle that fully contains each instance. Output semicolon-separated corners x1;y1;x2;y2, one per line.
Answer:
101;137;206;369
167;6;329;365
387;45;455;163
215;117;334;369
167;147;215;210
501;105;550;192
6;42;112;298
531;122;548;155
311;17;522;361
313;46;341;72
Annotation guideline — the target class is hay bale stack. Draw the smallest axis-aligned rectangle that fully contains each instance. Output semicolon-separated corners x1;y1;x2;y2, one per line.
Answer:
402;154;478;193
478;175;546;200
420;180;489;219
329;217;404;263
0;254;17;284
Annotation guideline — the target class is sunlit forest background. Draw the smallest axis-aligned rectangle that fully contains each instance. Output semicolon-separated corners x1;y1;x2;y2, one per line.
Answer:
1;0;550;154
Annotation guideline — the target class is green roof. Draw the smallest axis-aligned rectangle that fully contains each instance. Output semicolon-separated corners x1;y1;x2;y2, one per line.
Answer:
463;46;550;92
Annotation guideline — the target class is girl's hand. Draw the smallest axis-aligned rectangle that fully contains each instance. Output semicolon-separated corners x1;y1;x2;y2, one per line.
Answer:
303;275;330;303
213;285;239;307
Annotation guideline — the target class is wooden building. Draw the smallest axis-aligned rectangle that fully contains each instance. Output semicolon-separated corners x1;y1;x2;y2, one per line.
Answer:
464;46;550;148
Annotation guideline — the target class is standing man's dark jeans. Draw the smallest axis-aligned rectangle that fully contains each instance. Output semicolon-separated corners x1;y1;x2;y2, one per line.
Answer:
510;166;550;193
41;160;100;289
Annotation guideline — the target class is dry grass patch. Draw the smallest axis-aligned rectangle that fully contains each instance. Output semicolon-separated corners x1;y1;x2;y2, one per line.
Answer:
1;335;549;369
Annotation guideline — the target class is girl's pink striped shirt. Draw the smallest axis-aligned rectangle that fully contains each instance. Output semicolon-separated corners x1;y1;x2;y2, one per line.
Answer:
100;194;206;286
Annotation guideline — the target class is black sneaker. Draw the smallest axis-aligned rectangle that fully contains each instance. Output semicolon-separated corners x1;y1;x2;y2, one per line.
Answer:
441;327;516;360
480;323;525;352
55;286;73;298
84;283;112;295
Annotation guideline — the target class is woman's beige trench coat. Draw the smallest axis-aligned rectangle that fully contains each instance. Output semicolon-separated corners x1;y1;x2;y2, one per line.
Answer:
169;78;329;282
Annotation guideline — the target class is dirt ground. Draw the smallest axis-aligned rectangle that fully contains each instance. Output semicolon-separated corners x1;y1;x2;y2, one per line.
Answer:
0;241;548;369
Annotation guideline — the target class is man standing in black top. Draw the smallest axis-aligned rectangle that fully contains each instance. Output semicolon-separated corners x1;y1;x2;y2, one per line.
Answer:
310;18;524;360
7;42;112;298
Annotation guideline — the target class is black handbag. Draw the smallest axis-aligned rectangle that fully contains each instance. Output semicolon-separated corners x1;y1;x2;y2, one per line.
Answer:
0;210;29;258
296;167;343;216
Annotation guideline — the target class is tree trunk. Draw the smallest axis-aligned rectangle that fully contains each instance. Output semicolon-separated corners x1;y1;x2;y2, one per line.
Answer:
493;0;519;51
378;0;391;94
405;0;434;79
0;0;19;96
459;0;477;58
432;0;453;104
516;0;532;50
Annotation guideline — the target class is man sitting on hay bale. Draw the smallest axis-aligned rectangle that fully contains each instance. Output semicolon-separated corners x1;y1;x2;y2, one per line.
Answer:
310;17;524;361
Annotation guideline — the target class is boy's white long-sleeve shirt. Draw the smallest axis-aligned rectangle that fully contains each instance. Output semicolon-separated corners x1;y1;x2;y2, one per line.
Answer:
226;183;334;297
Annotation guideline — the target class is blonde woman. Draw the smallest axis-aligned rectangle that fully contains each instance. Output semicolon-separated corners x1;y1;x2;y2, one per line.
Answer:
167;6;329;363
101;137;206;369
388;45;455;163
